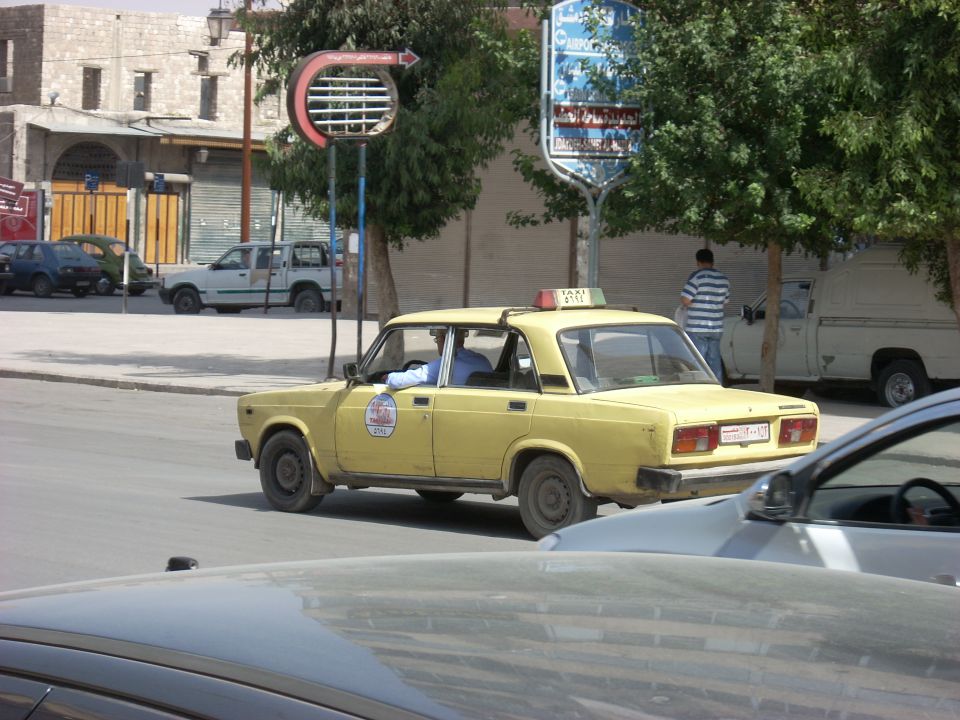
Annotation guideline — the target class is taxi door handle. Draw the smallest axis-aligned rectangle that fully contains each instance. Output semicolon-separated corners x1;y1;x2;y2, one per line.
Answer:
413;397;430;407
508;401;527;412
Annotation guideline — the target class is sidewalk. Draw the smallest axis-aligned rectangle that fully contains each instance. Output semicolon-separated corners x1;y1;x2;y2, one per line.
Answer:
0;310;884;441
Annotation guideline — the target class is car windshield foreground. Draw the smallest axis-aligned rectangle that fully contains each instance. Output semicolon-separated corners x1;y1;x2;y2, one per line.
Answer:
541;387;960;586
0;552;958;720
236;289;820;539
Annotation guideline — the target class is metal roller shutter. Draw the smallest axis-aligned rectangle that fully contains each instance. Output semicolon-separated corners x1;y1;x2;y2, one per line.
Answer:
187;150;273;263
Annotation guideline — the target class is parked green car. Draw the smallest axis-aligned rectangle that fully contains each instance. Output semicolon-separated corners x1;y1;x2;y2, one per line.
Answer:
59;234;157;296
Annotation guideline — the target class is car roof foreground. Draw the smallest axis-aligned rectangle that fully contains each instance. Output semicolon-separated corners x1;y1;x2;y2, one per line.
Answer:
1;552;957;720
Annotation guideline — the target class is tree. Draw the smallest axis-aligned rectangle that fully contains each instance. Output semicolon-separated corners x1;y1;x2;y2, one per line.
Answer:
514;1;841;392
797;0;960;326
245;0;538;326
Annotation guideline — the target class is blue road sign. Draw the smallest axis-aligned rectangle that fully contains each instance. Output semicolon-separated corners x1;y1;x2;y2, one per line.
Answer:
547;0;642;188
154;173;166;193
84;171;100;191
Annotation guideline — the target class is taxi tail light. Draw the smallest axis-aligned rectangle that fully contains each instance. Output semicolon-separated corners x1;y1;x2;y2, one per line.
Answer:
672;425;719;454
778;417;818;445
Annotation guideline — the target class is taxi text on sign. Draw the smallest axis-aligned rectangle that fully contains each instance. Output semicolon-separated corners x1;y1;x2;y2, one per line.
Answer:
548;0;641;188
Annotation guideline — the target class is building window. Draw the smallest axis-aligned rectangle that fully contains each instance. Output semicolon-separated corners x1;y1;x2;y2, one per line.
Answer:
82;67;101;110
0;39;12;93
133;72;152;111
200;75;217;120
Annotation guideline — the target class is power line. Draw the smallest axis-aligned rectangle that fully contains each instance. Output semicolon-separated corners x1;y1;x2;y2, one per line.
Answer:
41;45;239;65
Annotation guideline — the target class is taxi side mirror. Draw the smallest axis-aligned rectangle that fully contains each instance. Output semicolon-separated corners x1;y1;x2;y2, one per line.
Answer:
343;362;361;382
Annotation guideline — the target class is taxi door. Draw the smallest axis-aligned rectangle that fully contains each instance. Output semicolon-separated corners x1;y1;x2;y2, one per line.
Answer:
334;385;436;476
433;332;538;480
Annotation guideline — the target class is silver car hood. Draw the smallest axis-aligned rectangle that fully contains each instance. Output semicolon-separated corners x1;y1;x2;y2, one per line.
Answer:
0;552;957;720
544;494;745;553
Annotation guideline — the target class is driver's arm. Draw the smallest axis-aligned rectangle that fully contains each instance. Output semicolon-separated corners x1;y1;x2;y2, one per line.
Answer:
385;358;440;390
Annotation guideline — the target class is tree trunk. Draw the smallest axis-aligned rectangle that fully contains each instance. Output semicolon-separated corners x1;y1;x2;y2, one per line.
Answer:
759;242;783;393
369;223;399;329
947;235;960;329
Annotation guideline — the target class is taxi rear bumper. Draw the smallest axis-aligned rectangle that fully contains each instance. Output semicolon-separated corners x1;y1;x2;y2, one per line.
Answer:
637;457;796;499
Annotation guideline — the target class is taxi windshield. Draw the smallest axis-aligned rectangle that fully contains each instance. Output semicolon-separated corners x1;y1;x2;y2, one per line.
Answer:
559;324;714;393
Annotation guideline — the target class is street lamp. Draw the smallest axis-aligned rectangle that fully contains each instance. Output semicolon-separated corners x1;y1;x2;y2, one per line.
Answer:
207;2;252;244
205;5;233;47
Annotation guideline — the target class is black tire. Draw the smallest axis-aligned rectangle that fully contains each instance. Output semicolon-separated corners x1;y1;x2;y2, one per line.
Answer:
95;273;116;296
71;287;90;297
32;274;54;298
259;430;324;513
518;456;598;539
294;288;324;313
877;359;930;407
416;490;464;503
173;287;202;314
1;284;12;296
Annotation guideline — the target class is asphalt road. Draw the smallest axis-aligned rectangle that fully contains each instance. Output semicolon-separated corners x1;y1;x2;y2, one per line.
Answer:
0;377;544;592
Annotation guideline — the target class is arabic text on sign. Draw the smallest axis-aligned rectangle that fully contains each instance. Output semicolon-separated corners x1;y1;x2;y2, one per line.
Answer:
553;104;642;129
553;135;635;154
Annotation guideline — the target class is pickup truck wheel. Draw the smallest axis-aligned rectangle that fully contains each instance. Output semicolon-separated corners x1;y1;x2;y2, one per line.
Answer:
259;430;324;513
416;490;464;502
877;360;931;407
32;274;54;298
95;273;115;296
518;456;598;539
294;288;325;313
173;287;202;314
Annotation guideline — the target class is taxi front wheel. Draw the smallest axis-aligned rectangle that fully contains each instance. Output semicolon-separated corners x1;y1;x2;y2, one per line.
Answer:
259;430;324;513
519;456;598;539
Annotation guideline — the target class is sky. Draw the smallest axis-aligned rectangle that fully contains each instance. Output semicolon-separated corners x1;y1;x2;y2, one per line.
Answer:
0;0;283;16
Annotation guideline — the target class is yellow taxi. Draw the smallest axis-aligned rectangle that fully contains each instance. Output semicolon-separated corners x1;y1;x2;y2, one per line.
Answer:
235;288;820;538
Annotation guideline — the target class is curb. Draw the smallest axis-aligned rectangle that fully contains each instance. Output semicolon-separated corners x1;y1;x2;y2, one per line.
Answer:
0;369;246;397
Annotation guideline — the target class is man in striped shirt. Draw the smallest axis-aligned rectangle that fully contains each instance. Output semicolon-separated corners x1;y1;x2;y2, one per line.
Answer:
680;248;730;383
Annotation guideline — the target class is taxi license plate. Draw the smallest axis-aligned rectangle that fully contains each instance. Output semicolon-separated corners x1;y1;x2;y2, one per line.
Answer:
720;422;769;445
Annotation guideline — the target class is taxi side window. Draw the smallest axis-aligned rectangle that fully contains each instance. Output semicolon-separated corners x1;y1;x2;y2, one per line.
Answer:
363;326;439;380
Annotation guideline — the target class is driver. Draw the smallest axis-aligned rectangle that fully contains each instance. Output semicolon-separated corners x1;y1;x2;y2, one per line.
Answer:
384;329;492;390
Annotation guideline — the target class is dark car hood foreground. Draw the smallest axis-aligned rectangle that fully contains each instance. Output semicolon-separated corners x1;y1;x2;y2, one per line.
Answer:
0;552;958;719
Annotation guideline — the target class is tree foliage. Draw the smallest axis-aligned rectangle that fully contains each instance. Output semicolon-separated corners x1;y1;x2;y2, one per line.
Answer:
797;0;960;317
243;0;537;322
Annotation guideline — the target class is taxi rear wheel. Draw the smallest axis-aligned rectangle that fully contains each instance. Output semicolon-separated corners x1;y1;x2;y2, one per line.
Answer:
259;430;324;513
416;490;464;503
518;456;598;539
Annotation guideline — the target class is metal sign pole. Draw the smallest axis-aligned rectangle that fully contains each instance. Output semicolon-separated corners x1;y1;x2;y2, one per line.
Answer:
326;142;339;380
262;189;280;314
356;141;367;364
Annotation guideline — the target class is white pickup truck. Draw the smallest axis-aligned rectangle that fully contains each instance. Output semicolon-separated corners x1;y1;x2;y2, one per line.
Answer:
159;241;341;315
722;243;960;406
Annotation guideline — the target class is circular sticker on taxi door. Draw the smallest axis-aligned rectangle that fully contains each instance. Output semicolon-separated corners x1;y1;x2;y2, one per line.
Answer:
365;394;398;437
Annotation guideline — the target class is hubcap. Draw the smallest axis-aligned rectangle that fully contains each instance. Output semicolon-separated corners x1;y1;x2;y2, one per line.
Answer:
275;451;304;493
887;372;914;406
535;475;570;524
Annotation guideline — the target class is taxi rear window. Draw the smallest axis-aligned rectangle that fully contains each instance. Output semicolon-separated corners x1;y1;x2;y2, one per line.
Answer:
559;324;714;392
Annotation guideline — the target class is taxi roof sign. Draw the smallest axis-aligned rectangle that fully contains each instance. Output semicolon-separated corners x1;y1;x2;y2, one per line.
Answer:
533;288;606;309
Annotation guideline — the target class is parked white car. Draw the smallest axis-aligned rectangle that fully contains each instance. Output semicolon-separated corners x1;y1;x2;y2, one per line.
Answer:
541;387;960;586
159;240;341;314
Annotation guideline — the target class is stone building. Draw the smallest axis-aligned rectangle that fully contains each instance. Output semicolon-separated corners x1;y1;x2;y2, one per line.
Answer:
0;2;321;266
0;2;821;317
